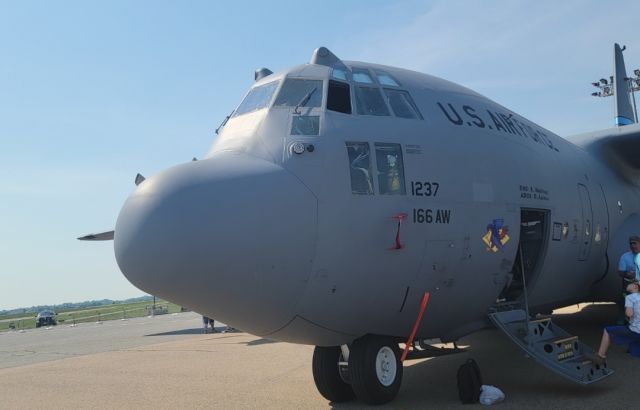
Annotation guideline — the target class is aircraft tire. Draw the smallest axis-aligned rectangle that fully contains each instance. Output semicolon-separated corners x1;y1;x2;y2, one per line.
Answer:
312;346;355;402
349;336;402;405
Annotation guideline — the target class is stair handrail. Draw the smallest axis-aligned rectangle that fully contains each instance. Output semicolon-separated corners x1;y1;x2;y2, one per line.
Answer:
519;246;532;345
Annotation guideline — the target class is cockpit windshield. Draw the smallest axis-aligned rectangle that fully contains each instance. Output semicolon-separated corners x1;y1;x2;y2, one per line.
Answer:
233;80;280;117
274;79;322;108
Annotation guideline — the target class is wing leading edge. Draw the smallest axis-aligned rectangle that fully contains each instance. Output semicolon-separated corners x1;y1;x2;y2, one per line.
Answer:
568;123;640;185
77;230;115;241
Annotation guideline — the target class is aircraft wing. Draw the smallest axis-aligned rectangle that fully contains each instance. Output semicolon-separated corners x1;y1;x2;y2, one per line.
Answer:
77;230;114;241
567;123;640;185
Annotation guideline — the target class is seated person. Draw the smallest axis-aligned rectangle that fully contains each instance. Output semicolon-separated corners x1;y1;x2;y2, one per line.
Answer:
592;282;640;363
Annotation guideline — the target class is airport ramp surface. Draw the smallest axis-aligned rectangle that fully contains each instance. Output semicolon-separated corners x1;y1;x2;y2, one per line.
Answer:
0;307;637;409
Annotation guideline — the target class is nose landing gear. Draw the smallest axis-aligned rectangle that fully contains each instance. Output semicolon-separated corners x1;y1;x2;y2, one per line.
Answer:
312;336;403;405
311;346;355;402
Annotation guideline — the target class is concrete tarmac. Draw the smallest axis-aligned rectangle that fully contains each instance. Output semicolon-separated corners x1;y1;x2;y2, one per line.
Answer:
0;305;638;409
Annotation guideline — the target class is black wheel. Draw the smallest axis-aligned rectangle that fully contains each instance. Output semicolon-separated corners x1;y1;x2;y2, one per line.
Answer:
312;346;355;403
349;336;403;405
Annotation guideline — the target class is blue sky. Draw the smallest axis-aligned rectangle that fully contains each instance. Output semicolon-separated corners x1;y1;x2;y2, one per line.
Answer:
1;0;639;310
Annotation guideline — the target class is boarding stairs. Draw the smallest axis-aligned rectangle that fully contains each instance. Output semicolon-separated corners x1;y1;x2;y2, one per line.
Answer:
488;304;613;384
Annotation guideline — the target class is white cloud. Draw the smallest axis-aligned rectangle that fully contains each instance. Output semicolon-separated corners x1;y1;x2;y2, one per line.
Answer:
341;0;640;134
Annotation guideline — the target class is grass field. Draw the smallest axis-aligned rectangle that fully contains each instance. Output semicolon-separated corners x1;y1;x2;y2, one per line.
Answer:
0;300;184;331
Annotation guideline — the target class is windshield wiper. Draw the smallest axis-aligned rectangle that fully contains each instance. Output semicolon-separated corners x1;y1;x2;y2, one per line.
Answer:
294;87;317;114
215;111;234;134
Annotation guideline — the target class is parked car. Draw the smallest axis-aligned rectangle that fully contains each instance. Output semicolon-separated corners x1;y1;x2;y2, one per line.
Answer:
35;310;57;327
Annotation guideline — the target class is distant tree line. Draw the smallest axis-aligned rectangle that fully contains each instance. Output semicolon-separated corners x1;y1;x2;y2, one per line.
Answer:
0;295;153;315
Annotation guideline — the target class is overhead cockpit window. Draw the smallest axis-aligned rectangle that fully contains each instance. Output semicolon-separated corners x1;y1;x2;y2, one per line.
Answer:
332;68;349;81
327;80;351;114
353;69;374;84
384;89;423;119
274;79;322;108
355;86;390;116
346;142;374;195
233;81;279;117
375;143;406;195
375;71;400;87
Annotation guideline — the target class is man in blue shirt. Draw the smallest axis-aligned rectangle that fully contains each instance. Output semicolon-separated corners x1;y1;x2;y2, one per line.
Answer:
619;236;640;283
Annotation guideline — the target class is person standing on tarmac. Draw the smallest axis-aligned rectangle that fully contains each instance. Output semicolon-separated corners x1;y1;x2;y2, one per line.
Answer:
618;236;640;323
591;282;640;363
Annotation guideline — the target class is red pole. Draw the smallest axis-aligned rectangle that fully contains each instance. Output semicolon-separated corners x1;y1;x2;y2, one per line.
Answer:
401;291;430;363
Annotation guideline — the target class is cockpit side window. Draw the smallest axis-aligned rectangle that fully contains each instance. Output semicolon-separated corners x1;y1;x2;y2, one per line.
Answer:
346;142;374;195
274;79;322;108
384;89;423;119
375;143;406;195
355;86;390;116
233;81;280;117
327;80;351;114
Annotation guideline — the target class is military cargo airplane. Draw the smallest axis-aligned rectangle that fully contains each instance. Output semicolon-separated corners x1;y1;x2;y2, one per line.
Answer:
80;44;640;404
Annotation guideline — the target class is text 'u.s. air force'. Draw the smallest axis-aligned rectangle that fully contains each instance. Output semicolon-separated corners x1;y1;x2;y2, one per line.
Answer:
436;102;559;152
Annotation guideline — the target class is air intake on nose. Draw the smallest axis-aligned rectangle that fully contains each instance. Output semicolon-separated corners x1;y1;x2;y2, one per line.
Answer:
254;68;273;81
310;47;346;69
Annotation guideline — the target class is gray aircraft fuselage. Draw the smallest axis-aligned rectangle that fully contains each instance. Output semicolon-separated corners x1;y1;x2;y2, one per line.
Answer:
114;48;640;349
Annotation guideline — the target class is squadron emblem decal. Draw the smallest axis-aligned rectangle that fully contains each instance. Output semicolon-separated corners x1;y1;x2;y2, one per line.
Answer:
482;218;510;252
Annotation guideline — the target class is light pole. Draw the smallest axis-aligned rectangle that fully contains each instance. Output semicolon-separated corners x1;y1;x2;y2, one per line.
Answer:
590;76;614;97
591;70;640;122
624;69;640;122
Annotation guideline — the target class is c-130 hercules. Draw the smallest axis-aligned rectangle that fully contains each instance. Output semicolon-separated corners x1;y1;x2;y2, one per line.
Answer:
81;44;640;404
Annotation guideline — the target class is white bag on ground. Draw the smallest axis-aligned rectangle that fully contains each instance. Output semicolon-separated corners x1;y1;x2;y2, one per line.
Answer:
479;385;505;405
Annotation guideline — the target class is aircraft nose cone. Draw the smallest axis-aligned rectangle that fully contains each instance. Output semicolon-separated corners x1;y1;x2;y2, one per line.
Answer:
114;153;317;335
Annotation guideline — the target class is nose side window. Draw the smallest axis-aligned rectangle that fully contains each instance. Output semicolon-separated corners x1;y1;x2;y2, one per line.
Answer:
346;142;374;195
291;116;319;135
374;143;406;195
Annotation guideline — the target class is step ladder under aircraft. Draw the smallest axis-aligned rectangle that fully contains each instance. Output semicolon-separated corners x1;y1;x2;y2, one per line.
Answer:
488;306;613;384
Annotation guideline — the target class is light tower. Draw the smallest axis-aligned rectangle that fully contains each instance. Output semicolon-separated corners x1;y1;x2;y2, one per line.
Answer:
591;44;639;124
